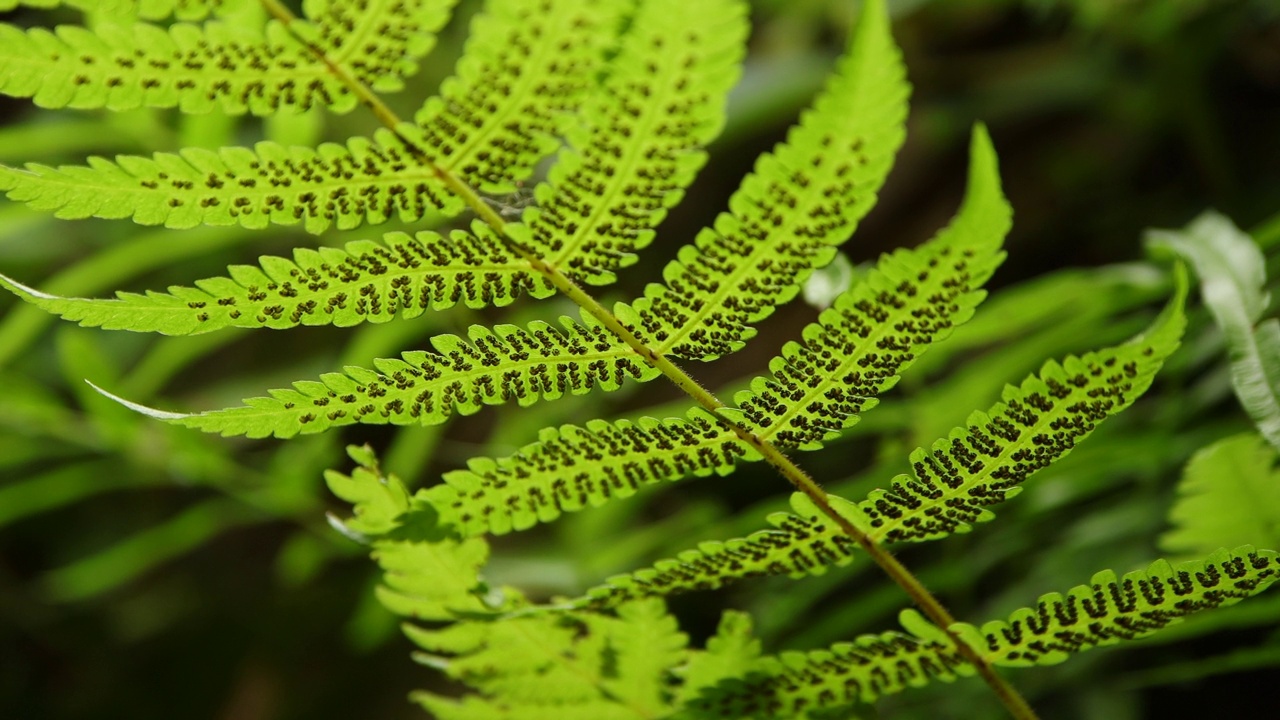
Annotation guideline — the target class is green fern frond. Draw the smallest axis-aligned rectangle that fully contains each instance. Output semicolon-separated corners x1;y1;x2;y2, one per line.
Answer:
0;0;456;113
415;0;627;195
689;547;1280;717
167;318;655;438
1162;433;1280;556
523;0;747;283
580;491;863;608
325;445;492;620
0;224;551;334
1148;211;1280;450
583;279;1186;605
728;126;1010;449
685;628;968;718
0;0;246;20
408;598;688;720
0;126;466;232
622;0;908;360
425;409;752;537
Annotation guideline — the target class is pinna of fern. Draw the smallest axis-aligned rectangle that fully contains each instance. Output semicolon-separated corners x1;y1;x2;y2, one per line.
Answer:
1;0;1274;718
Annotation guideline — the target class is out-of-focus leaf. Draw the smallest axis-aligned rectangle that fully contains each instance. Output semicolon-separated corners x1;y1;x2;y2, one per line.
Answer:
1148;211;1280;449
1162;432;1280;556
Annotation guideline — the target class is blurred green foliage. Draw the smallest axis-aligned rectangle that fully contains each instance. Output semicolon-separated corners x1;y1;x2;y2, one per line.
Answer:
1;0;1278;718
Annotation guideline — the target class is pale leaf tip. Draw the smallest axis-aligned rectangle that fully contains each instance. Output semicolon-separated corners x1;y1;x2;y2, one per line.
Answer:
84;380;191;420
0;271;60;301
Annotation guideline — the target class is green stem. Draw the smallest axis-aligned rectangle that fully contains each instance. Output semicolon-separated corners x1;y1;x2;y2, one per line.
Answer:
260;3;1039;717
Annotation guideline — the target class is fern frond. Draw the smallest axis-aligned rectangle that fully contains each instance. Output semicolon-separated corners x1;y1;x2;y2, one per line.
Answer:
962;547;1280;667
622;0;908;360
166;318;655;438
415;0;627;195
1161;433;1280;556
326;445;492;620
684;627;968;718
580;492;864;607
0;0;457;113
0;0;246;20
689;547;1280;717
522;0;747;283
425;409;752;537
1149;211;1280;451
729;126;1010;449
583;279;1186;604
0;224;551;334
0;126;466;232
409;598;687;720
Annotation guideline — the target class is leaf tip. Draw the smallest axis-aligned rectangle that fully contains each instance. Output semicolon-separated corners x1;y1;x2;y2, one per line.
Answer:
84;380;191;421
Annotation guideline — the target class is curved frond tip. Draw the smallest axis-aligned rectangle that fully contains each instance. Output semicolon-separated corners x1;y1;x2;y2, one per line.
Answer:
0;226;550;335
85;380;191;421
173;318;659;439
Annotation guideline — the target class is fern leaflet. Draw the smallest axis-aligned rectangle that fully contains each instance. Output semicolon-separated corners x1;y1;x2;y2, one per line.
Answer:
621;0;908;360
688;547;1280;718
0;0;457;113
425;409;751;537
523;0;747;283
1161;432;1280;556
0;0;245;20
415;0;627;195
325;445;492;620
163;317;655;438
1149;211;1280;451
0;223;552;334
0;129;465;232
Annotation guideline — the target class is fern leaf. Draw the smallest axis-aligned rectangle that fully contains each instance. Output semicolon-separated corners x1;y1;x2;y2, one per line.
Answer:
729;126;1010;449
675;611;762;707
622;0;909;360
0;127;465;232
684;628;968;718
0;0;457;113
415;0;627;195
425;409;753;537
0;225;551;334
306;0;459;94
859;270;1186;544
0;0;246;20
166;318;656;438
327;445;492;620
1148;211;1280;451
583;278;1187;604
579;492;866;608
689;547;1280;717
409;599;686;720
962;547;1280;667
1161;433;1280;556
522;0;747;283
325;444;411;538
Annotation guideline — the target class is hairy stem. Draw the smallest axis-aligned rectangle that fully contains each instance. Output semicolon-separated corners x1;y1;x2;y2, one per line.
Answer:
261;3;1039;717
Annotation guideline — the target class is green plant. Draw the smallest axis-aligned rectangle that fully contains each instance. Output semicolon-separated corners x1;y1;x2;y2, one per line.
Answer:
2;0;1278;718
